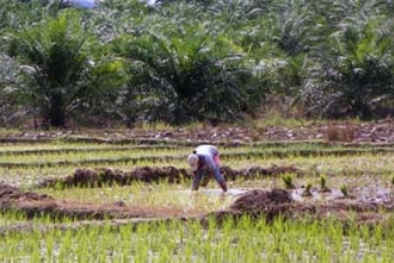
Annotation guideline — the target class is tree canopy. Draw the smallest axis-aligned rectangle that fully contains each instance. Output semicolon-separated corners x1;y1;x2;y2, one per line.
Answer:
1;0;394;127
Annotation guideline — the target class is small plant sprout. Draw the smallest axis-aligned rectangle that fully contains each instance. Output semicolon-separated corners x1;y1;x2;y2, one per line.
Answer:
282;175;295;189
340;184;348;197
320;175;331;192
320;175;326;189
302;182;313;197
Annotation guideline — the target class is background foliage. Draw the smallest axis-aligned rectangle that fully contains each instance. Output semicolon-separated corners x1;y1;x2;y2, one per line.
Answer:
1;0;394;127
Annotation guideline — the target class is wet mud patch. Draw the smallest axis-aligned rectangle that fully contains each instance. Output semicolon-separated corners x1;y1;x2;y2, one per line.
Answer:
37;165;304;189
0;183;54;202
1;184;394;235
208;188;394;226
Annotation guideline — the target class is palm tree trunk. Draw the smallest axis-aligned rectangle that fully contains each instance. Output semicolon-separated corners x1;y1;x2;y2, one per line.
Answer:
48;94;66;127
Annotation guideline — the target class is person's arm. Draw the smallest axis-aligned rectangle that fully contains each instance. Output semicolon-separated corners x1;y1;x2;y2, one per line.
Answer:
191;169;204;190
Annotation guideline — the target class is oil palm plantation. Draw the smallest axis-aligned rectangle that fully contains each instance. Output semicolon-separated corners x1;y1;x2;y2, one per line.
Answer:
4;10;125;127
301;15;394;118
114;21;261;124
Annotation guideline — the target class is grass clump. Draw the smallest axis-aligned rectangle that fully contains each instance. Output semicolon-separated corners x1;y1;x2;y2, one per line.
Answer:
282;175;296;189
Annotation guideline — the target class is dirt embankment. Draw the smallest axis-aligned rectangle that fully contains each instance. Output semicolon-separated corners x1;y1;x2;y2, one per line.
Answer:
0;184;54;202
3;119;394;143
0;184;200;221
1;183;393;234
209;189;394;226
36;165;304;189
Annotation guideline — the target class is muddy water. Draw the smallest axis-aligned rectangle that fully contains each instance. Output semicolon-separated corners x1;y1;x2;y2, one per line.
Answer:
291;188;344;202
199;188;253;196
174;188;252;210
187;185;394;205
353;186;393;203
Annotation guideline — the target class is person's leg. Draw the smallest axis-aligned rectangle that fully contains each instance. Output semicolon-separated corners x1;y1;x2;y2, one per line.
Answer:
219;181;228;192
212;169;227;192
191;170;204;191
201;171;211;187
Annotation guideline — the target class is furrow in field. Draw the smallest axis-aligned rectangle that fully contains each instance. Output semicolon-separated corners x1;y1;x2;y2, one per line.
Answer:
3;134;394;147
0;145;183;156
1;148;394;168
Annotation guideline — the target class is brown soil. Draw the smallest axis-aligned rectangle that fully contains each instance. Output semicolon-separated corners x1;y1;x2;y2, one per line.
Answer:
1;183;393;235
208;188;394;227
37;165;304;189
3;119;394;144
0;183;54;202
230;188;293;212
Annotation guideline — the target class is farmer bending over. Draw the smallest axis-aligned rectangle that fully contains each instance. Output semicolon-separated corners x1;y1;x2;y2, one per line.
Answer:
187;145;228;193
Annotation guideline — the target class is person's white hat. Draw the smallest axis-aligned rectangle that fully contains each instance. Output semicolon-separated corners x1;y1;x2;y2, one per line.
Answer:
187;153;199;171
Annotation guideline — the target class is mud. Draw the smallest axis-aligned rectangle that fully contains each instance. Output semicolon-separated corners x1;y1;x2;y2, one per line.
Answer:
230;188;293;212
36;165;304;189
37;166;188;188
1;183;393;235
209;188;394;226
0;183;54;202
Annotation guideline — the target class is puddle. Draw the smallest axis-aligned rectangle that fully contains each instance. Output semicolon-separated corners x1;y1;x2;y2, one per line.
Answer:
291;188;345;202
172;188;268;211
353;186;393;203
175;188;268;197
200;188;256;196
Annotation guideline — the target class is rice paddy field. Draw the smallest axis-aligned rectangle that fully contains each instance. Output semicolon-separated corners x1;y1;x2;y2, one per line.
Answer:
1;123;394;262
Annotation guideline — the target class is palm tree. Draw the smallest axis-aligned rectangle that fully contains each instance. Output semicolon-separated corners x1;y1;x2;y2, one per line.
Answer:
114;22;260;124
302;17;394;118
4;10;125;127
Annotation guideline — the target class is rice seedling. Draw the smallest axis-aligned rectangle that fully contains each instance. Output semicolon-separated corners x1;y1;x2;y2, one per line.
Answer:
2;216;394;262
319;175;331;192
340;184;348;197
1;137;394;262
282;175;296;189
302;182;313;197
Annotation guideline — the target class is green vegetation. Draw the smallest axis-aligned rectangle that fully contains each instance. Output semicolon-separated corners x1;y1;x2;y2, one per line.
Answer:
340;184;348;197
0;135;393;261
1;0;394;127
1;0;394;248
0;215;393;262
282;175;295;189
2;140;394;187
301;181;313;197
